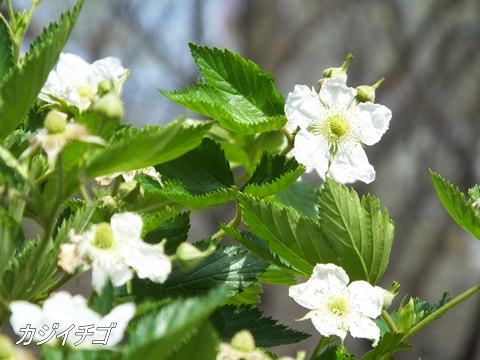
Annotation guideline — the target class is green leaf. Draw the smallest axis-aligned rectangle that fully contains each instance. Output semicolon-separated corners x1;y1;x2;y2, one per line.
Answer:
213;305;310;347
272;180;320;218
0;16;13;83
161;44;286;134
157;137;234;194
43;347;115;360
314;345;355;360
165;321;219;360
0;0;85;140
239;195;338;277
430;170;480;240
85;118;213;179
124;285;229;360
361;333;412;360
143;211;190;255
317;177;395;284
161;181;238;208
242;152;305;198
132;245;268;301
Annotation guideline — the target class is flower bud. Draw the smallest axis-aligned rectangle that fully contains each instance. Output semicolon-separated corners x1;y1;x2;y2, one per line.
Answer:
92;92;124;122
176;242;215;272
396;297;415;333
355;77;384;103
322;53;353;79
119;180;144;204
381;281;399;310
44;110;67;134
97;79;115;96
230;330;256;353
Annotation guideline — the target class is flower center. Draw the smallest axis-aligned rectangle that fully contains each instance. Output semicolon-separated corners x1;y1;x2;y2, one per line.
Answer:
44;111;66;134
77;84;93;99
93;223;115;249
327;295;350;317
324;114;350;142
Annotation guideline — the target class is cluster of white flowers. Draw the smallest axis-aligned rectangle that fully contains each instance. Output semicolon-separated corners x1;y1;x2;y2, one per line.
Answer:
285;73;391;184
289;263;384;346
59;212;172;293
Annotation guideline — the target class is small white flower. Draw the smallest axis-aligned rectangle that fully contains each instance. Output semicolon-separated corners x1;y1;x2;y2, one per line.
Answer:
39;53;127;111
285;75;392;184
9;291;135;349
19;110;106;167
288;263;384;346
95;166;162;186
60;212;171;293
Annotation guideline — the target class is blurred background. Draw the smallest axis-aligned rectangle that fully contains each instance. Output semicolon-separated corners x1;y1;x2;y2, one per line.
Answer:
2;0;480;358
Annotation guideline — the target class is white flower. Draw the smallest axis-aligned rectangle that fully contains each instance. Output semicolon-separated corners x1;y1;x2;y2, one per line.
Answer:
19;110;106;167
288;263;384;346
95;166;162;186
39;53;127;111
60;212;171;293
285;75;392;184
9;291;135;349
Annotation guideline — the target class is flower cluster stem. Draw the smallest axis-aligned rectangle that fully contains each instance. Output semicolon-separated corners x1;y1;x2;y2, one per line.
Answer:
280;127;294;156
381;309;398;333
212;201;243;241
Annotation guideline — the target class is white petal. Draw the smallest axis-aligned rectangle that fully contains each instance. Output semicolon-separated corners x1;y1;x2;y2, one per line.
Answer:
310;263;349;290
96;302;136;346
310;310;348;340
9;301;44;338
285;85;321;131
111;212;143;244
123;242;172;283
91;257;132;293
56;53;91;86
291;129;329;175
289;282;320;310
91;57;126;82
347;281;384;318
329;144;375;184
319;76;356;110
356;102;392;146
348;314;381;344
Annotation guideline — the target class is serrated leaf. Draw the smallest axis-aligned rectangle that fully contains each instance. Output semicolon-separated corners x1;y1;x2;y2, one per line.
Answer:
161;181;238;208
165;321;219;360
161;44;286;134
243;152;305;198
124;285;228;360
273;180;320;218
132;246;268;301
430;170;480;240
239;195;338;277
361;332;412;360
85;118;213;179
214;305;310;347
318;177;395;284
228;282;263;305
0;0;85;139
157;137;234;194
143;212;190;255
0;16;13;83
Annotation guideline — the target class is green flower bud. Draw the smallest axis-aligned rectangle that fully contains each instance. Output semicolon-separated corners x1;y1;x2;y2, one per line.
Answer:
230;330;255;353
176;242;215;272
396;297;415;333
382;281;399;310
322;53;353;79
44;110;67;134
119;180;144;204
92;92;124;122
355;77;385;103
97;79;115;96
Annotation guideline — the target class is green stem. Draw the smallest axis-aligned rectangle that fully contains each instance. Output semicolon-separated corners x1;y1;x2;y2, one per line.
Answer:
382;309;398;333
211;201;243;241
310;336;335;359
35;272;74;303
405;283;480;338
280;127;294;156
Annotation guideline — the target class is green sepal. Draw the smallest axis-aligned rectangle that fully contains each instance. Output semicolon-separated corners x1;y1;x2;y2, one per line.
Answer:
213;305;310;347
242;152;305;198
85;118;213;179
430;170;480;240
0;0;85;140
318;177;395;284
161;44;286;134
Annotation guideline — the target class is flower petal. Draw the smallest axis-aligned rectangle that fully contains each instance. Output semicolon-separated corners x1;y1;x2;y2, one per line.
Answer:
285;85;321;131
329;144;375;184
348;314;381;345
111;212;143;244
310;310;348;340
291;129;329;175
310;263;350;290
347;281;384;318
97;302;136;346
356;102;392;146
91;257;132;293
123;242;172;283
319;76;356;110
